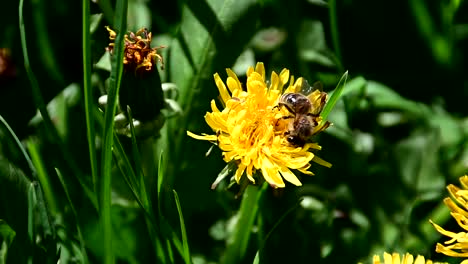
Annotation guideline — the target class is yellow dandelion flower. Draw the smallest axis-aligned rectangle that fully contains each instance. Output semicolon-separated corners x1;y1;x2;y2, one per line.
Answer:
372;252;446;264
430;175;468;262
187;62;331;188
105;26;165;75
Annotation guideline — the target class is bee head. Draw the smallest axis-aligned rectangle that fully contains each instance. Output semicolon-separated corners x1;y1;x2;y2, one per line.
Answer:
279;93;311;114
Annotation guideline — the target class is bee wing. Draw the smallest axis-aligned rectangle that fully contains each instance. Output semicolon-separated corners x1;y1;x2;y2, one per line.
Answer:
312;81;323;92
299;80;322;95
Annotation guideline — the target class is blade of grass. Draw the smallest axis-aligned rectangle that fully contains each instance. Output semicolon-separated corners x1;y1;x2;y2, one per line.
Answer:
320;71;348;122
113;133;172;263
0;115;35;177
55;168;90;264
112;133;155;221
0;115;56;248
126;107;149;208
125;110;168;262
83;0;98;196
27;182;36;263
222;183;268;264
172;190;191;264
157;153;185;258
0;220;16;264
328;0;343;71
96;0;114;24
256;200;301;262
19;0;95;207
99;0;127;262
25;182;55;261
252;252;259;264
26;139;57;213
157;151;165;218
165;239;174;263
30;0;63;84
113;154;147;215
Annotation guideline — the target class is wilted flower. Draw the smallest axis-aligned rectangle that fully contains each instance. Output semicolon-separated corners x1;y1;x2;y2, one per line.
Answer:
105;26;166;123
372;252;445;264
105;26;164;75
187;62;331;188
430;175;468;263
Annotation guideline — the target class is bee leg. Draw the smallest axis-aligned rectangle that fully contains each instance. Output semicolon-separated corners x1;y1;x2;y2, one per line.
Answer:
275;115;294;127
215;130;221;145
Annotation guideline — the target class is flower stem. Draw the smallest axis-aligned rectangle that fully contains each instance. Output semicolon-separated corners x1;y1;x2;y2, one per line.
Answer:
222;183;267;264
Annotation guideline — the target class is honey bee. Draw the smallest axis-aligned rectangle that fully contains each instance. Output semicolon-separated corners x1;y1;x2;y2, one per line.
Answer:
277;80;330;146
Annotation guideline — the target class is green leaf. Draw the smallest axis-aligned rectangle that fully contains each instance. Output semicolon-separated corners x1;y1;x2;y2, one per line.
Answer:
126;107;145;199
365;80;431;116
55;168;90;264
173;190;191;264
222;183;267;264
26;139;57;213
27;183;36;261
395;130;445;192
83;0;99;195
128;0;151;30
20;0;90;207
321;70;348;122
99;0;128;262
0;220;16;264
157;152;165;216
0;115;55;260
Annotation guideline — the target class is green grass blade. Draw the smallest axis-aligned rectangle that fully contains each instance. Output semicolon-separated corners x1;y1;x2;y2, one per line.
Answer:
19;0;92;205
112;133;154;218
83;0;98;195
113;153;147;215
328;0;343;71
222;183;267;264
0;115;35;176
157;153;187;260
0;115;56;250
156;153;187;261
96;0;114;24
252;252;259;264
320;70;348;122
113;135;170;263
113;135;173;262
126;107;149;207
0;220;16;264
27;183;36;263
157;152;165;216
55;168;90;264
99;0;128;262
166;238;174;263
257;201;301;257
26;139;57;213
172;190;191;264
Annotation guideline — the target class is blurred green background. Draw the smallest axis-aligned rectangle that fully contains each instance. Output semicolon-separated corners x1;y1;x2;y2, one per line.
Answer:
1;0;468;263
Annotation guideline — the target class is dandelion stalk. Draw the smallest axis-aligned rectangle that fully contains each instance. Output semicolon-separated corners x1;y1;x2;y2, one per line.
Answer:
222;184;267;264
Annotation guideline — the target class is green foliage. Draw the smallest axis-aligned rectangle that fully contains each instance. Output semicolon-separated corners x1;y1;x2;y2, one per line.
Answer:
1;0;468;263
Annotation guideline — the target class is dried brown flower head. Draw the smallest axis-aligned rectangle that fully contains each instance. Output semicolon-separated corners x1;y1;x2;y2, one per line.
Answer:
106;26;165;75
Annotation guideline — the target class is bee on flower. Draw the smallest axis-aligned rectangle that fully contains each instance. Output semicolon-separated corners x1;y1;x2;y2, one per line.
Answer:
276;79;330;146
187;62;332;189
